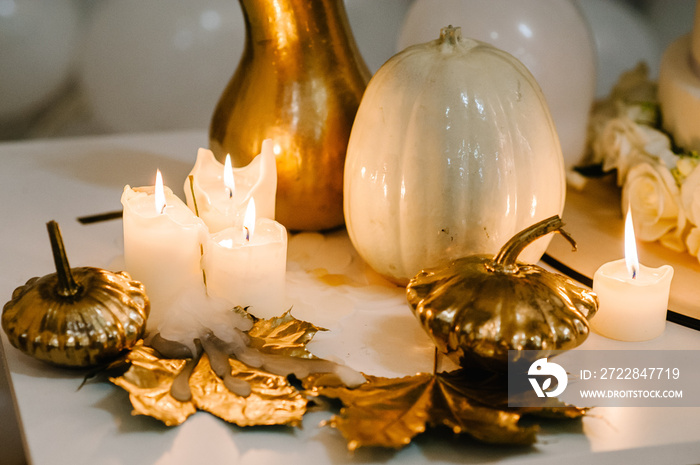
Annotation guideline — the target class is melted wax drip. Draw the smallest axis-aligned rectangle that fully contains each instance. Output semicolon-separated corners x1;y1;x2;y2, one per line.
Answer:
148;328;365;403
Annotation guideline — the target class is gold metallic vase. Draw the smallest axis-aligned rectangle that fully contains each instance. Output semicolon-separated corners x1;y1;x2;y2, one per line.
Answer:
210;0;370;231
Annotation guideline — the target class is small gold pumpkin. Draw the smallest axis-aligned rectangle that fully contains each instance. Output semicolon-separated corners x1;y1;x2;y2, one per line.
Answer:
2;222;149;368
406;216;597;371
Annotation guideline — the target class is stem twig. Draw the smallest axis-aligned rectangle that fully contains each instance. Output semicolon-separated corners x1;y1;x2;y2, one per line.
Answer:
490;215;576;273
46;220;80;298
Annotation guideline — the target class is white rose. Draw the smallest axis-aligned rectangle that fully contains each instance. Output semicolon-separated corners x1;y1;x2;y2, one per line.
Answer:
596;117;656;185
621;101;657;127
622;161;685;251
675;157;698;183
636;124;677;168
685;227;700;257
680;163;700;263
681;163;700;227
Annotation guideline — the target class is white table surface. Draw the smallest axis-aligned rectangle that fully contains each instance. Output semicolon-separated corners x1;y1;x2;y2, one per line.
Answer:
2;131;700;465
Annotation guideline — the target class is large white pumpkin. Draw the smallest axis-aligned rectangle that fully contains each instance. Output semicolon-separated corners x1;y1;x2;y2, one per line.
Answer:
343;26;565;285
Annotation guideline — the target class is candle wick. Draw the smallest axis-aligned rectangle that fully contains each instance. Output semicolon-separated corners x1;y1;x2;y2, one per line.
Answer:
632;269;637;279
227;187;233;199
159;204;166;214
244;226;250;242
188;175;201;217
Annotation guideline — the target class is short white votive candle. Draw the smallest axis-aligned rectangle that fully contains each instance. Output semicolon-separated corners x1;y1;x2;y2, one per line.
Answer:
202;200;287;319
591;259;674;341
590;208;674;341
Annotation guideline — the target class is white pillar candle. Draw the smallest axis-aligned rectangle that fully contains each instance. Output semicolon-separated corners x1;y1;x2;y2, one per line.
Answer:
184;140;277;233
590;209;674;341
121;170;208;331
203;200;288;320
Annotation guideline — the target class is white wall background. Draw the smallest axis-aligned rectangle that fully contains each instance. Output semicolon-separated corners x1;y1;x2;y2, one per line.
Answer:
0;0;695;141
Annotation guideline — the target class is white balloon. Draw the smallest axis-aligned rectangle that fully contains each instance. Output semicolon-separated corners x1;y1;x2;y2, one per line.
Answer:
79;0;244;133
0;0;82;121
575;0;662;98
344;0;413;74
397;0;596;168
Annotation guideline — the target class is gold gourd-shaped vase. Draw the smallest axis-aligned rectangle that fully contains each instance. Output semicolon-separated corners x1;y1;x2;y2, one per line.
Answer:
210;0;370;231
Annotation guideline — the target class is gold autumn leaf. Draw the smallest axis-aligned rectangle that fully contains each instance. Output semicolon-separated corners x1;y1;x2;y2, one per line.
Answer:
437;369;588;419
247;309;325;359
304;369;586;451
110;343;197;426
191;355;307;427
110;312;331;427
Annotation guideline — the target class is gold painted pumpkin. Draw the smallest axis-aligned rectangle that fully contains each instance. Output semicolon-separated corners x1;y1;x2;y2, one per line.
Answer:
344;26;565;285
406;216;597;371
2;268;149;368
2;221;149;368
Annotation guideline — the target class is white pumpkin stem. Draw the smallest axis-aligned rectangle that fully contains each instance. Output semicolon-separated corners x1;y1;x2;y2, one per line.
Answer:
490;215;576;272
439;25;461;45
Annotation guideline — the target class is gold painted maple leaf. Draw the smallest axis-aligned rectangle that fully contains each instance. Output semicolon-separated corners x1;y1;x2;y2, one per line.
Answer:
110;311;342;427
303;368;587;450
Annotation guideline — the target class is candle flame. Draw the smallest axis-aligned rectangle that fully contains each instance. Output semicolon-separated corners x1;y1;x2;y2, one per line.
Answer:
155;169;166;214
624;207;639;279
243;198;256;241
224;154;235;198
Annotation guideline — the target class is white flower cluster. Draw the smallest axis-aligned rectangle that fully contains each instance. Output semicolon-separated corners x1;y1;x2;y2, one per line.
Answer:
586;64;700;259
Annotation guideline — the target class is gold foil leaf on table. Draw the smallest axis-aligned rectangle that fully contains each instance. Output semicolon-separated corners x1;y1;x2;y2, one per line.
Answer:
436;369;589;419
305;372;531;450
247;310;326;359
110;343;196;426
112;341;308;427
303;369;587;451
191;356;306;427
110;312;359;427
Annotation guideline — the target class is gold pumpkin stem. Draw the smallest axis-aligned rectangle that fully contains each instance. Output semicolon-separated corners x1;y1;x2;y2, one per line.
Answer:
46;220;81;298
490;215;576;272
